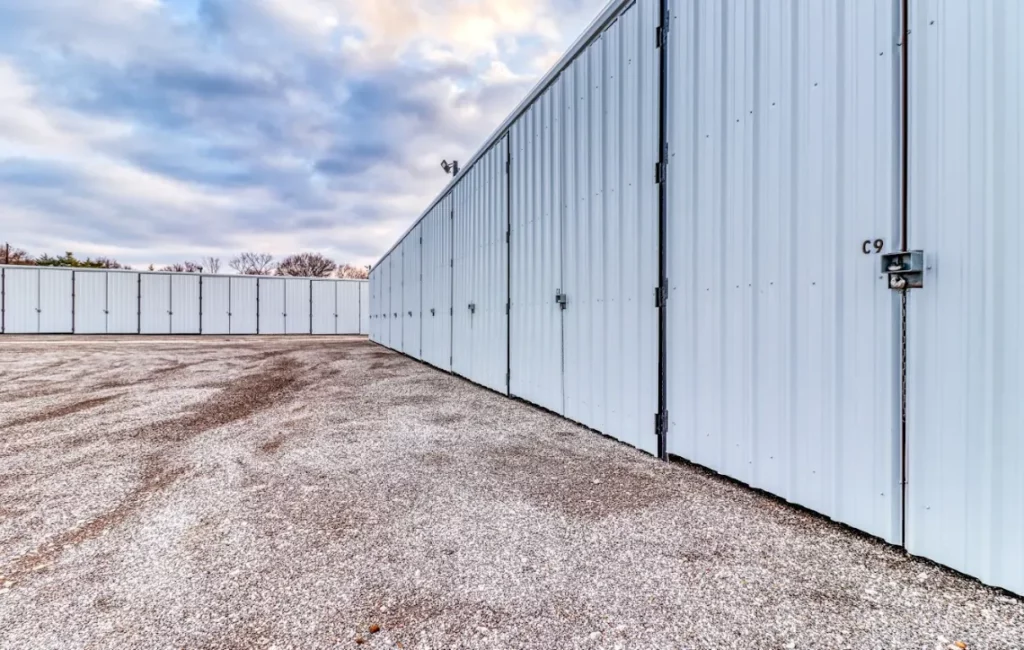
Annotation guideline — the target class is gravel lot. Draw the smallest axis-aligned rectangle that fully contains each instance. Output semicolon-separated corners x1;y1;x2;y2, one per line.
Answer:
0;336;1021;650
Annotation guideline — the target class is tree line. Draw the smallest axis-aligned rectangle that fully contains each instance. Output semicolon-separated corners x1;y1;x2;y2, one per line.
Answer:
0;243;369;279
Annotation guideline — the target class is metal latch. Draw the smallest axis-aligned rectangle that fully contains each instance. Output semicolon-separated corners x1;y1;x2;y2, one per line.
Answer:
468;303;476;314
881;251;925;290
430;308;435;316
555;290;567;310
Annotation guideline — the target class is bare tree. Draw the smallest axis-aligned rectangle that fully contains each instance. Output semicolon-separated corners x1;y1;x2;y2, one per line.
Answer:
161;261;203;273
229;252;275;276
1;242;33;265
202;257;221;274
277;252;337;278
335;263;370;280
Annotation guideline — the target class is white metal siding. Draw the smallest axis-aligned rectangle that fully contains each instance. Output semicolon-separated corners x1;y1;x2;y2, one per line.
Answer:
258;278;286;335
3;268;39;333
337;281;361;335
420;195;453;370
284;279;311;334
201;276;231;335
230;277;258;334
368;268;377;341
74;271;107;334
107;272;139;334
312;280;337;334
140;274;171;334
388;253;402;349
402;225;422;359
561;1;660;455
359;282;369;335
509;81;565;414
452;137;509;393
666;0;902;541
38;269;73;334
905;0;1024;594
170;275;201;334
378;259;389;347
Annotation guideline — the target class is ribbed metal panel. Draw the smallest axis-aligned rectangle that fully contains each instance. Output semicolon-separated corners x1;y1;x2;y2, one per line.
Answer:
229;277;258;334
73;271;108;334
312;280;337;334
905;0;1024;594
665;0;902;542
368;267;378;341
337;281;361;334
359;282;369;335
379;256;391;347
38;268;73;334
420;194;453;370
140;274;171;334
388;252;402;349
509;79;565;414
452;137;509;393
561;0;660;455
200;276;230;335
170;274;201;334
3;268;38;333
402;224;422;359
258;278;286;335
284;278;311;335
107;272;139;334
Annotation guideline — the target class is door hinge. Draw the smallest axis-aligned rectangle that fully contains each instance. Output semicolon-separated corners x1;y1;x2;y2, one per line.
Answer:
657;9;671;49
655;161;667;184
506;370;510;385
450;259;454;268
655;284;668;308
450;307;453;316
505;302;510;315
655;410;669;440
555;290;568;310
505;230;510;244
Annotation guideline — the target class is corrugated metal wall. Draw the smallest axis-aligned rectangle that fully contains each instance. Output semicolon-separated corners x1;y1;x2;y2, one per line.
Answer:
359;282;369;335
420;195;453;371
388;252;402;349
284;278;311;334
905;0;1024;594
452;137;509;394
74;271;108;334
107;272;139;334
140;274;172;334
170;275;201;334
665;0;902;543
403;224;423;359
379;257;391;347
337;281;361;334
561;0;660;455
509;80;565;415
312;280;337;334
368;267;378;342
3;268;40;333
258;278;286;335
230;277;258;335
201;276;231;335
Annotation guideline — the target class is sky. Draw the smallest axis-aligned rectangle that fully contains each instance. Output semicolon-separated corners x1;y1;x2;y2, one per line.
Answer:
0;0;606;270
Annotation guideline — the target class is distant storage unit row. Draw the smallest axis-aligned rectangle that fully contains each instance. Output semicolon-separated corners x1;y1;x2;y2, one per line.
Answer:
370;0;1024;596
0;266;368;335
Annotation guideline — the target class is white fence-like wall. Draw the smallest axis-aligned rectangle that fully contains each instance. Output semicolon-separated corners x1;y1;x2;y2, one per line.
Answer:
0;266;368;336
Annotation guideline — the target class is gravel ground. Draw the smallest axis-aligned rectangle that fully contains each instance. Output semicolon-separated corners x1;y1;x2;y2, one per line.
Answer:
0;336;1021;650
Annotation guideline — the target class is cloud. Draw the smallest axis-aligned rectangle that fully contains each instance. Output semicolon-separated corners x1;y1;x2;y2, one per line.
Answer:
0;0;608;269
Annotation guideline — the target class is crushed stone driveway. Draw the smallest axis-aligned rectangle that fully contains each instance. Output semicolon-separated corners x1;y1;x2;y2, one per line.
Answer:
0;336;1021;650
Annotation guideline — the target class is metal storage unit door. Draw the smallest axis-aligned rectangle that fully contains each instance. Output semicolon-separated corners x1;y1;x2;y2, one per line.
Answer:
388;252;402;350
358;282;369;335
170;275;201;334
107;272;140;334
140;274;172;334
311;280;337;334
74;271;108;334
452;137;509;393
230;277;258;334
284;279;311;334
402;225;422;359
337;281;361;334
38;268;73;334
368;270;376;341
559;2;659;454
379;257;390;347
905;0;1024;594
201;276;231;335
420;195;453;370
665;0;901;542
258;278;286;335
509;80;564;415
3;268;40;333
